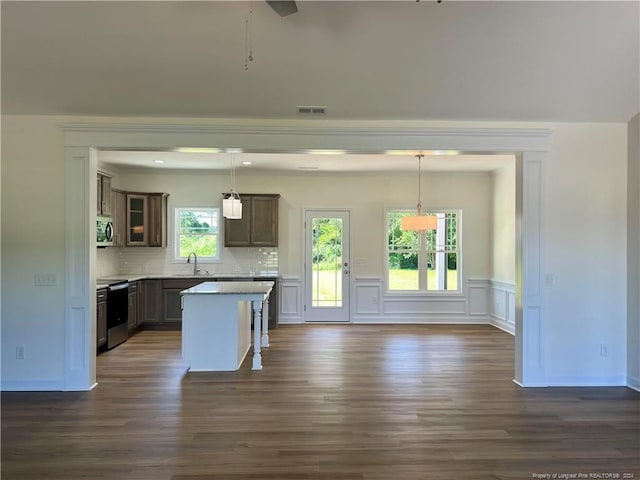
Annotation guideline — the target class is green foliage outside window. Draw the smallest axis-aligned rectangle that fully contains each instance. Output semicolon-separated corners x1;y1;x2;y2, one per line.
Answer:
312;218;343;270
387;210;459;291
176;209;219;259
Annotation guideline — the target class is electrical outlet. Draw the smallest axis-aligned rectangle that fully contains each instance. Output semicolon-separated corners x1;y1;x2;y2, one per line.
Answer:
16;346;25;360
600;343;609;357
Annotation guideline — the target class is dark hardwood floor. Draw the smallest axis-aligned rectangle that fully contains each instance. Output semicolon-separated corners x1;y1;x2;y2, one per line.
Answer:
2;325;639;480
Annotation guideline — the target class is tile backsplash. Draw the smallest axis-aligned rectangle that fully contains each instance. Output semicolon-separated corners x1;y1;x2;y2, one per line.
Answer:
97;246;278;276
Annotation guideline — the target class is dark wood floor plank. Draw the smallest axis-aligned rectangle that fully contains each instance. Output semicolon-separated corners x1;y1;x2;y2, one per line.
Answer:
2;325;639;480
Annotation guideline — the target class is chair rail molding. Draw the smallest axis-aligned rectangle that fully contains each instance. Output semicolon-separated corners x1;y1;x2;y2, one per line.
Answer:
62;122;549;390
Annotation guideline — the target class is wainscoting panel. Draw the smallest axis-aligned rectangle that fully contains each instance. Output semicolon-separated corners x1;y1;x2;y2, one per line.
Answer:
351;277;492;324
279;276;303;324
467;279;490;316
490;280;516;335
354;278;382;315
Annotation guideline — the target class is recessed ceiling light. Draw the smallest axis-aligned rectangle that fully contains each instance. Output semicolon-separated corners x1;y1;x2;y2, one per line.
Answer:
226;148;243;154
384;149;460;156
153;160;164;164
307;149;346;155
242;161;252;165
174;147;221;154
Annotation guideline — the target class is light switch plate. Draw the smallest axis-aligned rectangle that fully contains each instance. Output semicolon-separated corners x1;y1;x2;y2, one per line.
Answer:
34;273;58;286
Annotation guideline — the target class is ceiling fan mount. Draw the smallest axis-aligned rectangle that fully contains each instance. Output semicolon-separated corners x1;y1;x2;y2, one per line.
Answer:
266;1;298;17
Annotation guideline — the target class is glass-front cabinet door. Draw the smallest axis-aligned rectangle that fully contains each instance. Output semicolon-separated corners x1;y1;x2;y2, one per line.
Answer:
126;194;148;246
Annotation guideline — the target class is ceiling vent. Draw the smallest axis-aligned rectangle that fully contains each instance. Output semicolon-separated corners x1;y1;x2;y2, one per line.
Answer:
296;106;327;115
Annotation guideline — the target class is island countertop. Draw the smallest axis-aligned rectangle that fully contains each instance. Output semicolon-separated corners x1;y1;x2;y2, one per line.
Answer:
181;281;273;296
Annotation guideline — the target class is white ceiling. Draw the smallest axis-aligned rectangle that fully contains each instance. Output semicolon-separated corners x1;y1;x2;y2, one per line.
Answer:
98;150;515;173
2;1;638;122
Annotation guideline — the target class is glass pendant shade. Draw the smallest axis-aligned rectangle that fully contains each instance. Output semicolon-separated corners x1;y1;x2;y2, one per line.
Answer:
222;192;242;219
222;152;243;220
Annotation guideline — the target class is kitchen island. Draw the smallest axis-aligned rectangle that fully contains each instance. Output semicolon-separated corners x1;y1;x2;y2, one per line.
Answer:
180;281;273;371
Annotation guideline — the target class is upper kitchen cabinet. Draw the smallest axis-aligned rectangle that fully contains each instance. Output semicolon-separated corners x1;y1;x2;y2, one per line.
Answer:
126;192;169;247
224;194;280;247
96;173;112;216
148;193;168;247
111;189;126;247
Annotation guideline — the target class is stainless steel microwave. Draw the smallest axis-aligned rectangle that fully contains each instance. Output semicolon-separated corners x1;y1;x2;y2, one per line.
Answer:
97;216;114;247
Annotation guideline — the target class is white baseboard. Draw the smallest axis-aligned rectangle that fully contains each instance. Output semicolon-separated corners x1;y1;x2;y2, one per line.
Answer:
627;375;640;391
1;378;66;392
544;375;628;387
351;316;490;324
490;315;515;335
513;379;548;387
278;317;304;325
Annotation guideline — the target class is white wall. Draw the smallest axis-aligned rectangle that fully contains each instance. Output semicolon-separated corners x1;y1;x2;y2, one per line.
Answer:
489;161;516;334
543;124;628;385
0;114;630;389
491;162;516;283
1;116;67;387
628;113;640;390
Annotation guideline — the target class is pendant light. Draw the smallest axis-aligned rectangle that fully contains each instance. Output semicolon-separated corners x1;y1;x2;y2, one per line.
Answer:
222;153;242;219
401;154;437;233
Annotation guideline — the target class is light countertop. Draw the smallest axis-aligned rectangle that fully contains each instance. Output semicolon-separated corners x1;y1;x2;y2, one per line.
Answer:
96;272;280;290
181;281;274;296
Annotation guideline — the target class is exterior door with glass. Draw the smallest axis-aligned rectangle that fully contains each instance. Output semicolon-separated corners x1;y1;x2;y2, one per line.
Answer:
304;210;350;322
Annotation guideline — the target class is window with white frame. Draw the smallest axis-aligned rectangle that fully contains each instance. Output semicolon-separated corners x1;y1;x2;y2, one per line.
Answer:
386;209;460;292
174;207;221;261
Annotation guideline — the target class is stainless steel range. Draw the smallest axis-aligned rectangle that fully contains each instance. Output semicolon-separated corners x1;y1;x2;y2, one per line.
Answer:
98;279;129;349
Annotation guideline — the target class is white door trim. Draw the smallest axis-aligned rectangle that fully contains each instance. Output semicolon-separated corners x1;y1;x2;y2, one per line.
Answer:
63;122;549;389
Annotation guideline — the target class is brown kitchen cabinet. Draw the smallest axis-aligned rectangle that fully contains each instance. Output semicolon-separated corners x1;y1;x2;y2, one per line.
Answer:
162;278;204;324
224;194;279;247
148;193;168;247
111;189;127;247
127;282;138;332
142;279;162;324
97;288;107;348
126;194;148;246
137;280;145;326
97;173;112;216
126;193;168;247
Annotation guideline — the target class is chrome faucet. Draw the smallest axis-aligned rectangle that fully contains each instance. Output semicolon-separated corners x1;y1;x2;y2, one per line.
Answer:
187;252;199;275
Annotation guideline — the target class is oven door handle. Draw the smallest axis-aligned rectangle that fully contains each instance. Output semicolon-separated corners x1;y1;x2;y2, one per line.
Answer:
108;282;129;292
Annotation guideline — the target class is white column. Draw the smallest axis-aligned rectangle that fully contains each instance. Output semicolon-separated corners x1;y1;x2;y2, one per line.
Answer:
64;146;97;391
514;151;545;386
252;301;263;370
261;296;270;347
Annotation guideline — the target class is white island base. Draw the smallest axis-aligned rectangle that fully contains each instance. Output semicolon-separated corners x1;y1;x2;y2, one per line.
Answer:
181;281;274;371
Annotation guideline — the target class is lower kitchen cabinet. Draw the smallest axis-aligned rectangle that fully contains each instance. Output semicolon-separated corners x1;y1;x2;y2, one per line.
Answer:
127;281;138;332
162;279;203;324
137;281;145;326
138;277;279;329
97;288;107;348
142;279;162;324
